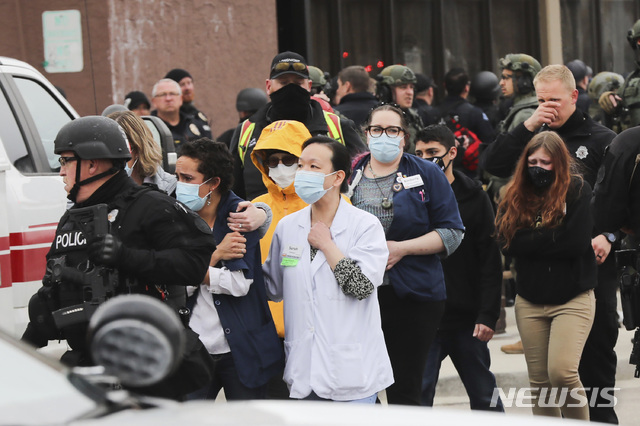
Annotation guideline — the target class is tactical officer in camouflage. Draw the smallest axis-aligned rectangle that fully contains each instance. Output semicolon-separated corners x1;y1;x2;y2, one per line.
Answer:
588;71;625;131
495;53;542;134
375;64;424;154
599;19;640;131
485;54;542;208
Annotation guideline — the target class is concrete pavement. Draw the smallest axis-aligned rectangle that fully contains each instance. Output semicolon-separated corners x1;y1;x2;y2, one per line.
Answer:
431;305;640;424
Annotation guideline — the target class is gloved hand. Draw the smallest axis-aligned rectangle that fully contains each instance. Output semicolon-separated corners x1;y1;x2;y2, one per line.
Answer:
88;234;123;267
599;91;620;115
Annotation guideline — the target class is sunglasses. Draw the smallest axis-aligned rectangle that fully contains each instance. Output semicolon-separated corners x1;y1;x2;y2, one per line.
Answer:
267;154;298;168
58;156;79;167
271;62;307;74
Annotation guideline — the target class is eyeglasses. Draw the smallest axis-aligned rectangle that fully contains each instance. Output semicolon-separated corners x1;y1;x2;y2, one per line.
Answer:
271;62;307;74
267;154;298;168
58;156;78;167
365;126;405;138
154;92;180;98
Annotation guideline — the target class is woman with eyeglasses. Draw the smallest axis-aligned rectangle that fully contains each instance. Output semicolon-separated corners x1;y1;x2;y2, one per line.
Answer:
262;136;393;402
495;132;595;420
175;138;284;401
348;104;465;406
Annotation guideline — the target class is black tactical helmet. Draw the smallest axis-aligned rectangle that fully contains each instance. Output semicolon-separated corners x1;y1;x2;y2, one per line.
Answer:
470;71;500;101
54;116;131;161
566;59;588;82
236;88;268;113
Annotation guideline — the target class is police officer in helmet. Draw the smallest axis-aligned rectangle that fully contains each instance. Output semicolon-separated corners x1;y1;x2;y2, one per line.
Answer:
588;71;625;131
376;64;425;154
599;19;640;131
22;116;215;398
495;53;541;134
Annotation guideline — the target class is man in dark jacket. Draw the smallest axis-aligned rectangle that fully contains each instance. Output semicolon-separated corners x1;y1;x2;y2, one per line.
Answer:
165;68;212;134
334;65;379;128
481;64;618;423
229;51;365;200
567;59;591;115
436;68;495;145
414;125;503;411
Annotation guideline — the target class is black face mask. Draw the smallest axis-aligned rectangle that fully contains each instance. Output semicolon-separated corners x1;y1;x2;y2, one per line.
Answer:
429;149;451;172
527;166;554;188
269;83;311;122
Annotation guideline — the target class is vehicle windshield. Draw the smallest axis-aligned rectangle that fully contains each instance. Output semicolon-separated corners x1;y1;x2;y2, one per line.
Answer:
0;332;100;425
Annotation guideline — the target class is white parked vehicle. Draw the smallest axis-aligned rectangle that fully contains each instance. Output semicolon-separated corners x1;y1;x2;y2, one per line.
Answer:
0;57;176;339
0;57;78;338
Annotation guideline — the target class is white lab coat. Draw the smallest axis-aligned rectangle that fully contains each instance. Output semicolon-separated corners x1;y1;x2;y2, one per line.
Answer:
263;198;393;401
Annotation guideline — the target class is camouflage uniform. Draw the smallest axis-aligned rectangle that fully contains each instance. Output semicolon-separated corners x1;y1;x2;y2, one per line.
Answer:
376;65;424;154
599;20;640;131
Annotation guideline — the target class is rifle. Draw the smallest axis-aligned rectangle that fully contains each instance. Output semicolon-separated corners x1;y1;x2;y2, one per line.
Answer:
51;204;121;328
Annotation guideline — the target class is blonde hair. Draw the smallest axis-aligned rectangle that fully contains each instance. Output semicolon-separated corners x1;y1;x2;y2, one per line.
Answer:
534;64;576;93
108;111;162;177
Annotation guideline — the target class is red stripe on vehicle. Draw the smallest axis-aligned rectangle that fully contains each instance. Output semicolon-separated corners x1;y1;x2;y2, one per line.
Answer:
28;222;58;229
10;246;49;283
10;228;57;246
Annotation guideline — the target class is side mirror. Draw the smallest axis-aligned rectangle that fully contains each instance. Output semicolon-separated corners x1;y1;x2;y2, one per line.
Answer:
141;116;176;174
87;295;185;387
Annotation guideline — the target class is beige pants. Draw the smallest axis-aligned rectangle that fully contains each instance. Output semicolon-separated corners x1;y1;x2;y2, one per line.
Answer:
515;289;595;420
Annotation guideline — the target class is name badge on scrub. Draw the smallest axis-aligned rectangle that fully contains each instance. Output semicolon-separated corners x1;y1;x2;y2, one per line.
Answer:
401;174;424;189
281;244;302;267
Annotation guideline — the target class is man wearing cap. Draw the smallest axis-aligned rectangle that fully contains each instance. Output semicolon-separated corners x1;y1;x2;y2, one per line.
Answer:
334;65;380;128
151;78;212;149
229;51;365;200
165;68;212;135
413;73;439;126
124;91;151;116
22;115;216;399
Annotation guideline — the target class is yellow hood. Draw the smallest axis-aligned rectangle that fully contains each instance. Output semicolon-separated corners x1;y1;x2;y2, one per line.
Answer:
251;120;312;194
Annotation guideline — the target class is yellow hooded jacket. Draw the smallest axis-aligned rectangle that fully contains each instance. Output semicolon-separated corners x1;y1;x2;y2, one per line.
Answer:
251;120;311;337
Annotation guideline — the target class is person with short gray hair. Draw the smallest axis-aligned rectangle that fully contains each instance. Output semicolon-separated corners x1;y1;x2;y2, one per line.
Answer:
151;78;211;149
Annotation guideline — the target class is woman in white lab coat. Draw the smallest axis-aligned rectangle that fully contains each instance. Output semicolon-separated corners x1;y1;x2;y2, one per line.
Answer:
262;136;393;403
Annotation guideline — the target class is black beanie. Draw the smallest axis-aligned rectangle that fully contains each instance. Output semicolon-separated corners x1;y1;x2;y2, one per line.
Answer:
164;68;192;83
124;91;150;110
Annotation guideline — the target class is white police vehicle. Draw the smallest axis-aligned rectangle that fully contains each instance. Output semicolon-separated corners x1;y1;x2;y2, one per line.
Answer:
0;57;175;339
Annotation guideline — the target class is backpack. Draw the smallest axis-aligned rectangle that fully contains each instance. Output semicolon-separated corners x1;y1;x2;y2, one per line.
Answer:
438;102;482;172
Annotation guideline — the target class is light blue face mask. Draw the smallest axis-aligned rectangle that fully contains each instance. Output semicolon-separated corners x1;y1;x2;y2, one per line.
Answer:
368;134;402;163
125;158;138;177
176;178;212;212
294;170;337;205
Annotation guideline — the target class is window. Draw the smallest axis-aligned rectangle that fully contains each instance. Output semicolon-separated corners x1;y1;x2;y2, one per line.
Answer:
13;77;74;172
0;86;33;173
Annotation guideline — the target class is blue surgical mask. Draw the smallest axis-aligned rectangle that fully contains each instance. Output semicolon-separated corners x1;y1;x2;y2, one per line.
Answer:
294;170;337;205
125;158;138;177
176;178;212;211
368;134;402;163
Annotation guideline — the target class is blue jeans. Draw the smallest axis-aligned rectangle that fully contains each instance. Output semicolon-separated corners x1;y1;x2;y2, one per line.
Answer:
421;326;504;412
186;352;267;401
